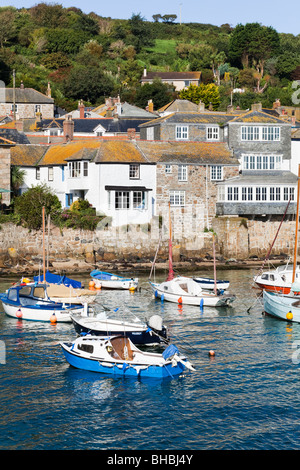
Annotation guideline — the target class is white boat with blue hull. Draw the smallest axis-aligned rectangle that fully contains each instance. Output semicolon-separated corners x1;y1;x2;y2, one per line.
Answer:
193;277;230;291
0;283;85;322
59;335;195;379
263;290;300;323
71;314;169;346
90;270;138;290
150;276;235;307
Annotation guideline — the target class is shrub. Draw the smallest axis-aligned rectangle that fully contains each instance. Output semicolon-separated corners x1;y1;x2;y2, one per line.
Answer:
14;184;62;230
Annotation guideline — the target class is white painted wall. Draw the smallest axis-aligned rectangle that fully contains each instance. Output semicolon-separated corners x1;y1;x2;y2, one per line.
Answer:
19;161;156;227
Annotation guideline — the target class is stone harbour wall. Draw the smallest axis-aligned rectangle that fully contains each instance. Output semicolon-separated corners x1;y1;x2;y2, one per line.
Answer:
0;215;297;274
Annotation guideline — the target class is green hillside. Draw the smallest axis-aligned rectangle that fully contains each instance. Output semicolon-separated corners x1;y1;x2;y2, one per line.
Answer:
0;4;299;112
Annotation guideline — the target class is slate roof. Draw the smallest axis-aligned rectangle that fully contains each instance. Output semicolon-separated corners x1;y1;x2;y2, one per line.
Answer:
11;145;46;166
12;139;237;167
229;109;290;124
139;112;238;127
0;128;30;144
136;141;237;165
158;99;200;114
217;171;298;185
39;141;101;166
39;118;151;133
142;71;201;81
3;88;54;104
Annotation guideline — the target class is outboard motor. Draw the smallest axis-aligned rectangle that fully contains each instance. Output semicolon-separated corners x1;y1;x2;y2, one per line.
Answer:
147;315;169;343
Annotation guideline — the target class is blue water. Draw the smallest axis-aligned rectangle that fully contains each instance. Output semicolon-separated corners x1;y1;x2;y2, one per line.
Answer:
1;268;300;450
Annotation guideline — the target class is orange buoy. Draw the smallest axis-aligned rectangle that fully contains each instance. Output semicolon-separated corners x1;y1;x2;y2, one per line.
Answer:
178;297;182;304
16;308;22;319
208;350;215;357
89;280;95;288
50;313;57;324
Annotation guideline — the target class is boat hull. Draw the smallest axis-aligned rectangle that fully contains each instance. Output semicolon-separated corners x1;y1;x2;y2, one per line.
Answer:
193;277;230;290
263;290;300;323
71;316;168;345
1;300;81;322
255;282;291;294
60;343;187;378
90;270;138;290
150;282;235;307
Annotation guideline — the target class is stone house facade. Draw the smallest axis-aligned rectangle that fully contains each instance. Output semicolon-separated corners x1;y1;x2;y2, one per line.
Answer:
0;83;54;120
139;103;296;220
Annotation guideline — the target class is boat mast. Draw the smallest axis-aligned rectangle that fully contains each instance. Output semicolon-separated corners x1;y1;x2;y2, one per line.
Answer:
42;206;46;283
292;165;300;283
213;233;217;295
166;201;174;281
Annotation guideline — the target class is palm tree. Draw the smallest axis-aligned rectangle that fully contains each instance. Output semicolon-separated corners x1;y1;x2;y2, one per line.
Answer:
11;166;26;199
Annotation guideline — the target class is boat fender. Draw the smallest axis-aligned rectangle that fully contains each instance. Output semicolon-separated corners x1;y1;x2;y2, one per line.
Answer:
178;297;182;304
16;308;22;319
286;311;293;320
154;290;158;298
161;294;164;302
200;298;204;310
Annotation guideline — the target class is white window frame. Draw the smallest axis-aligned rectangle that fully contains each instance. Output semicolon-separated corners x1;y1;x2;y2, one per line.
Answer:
242;154;282;170
165;164;172;174
146;127;154;140
207;126;219;140
176;126;188;140
83;161;88;177
220;185;296;203
115;191;130;209
36;167;40;180
178;164;187;181
210;165;223;181
169;190;185;206
48;167;53;181
133;191;147;210
241;126;280;141
129;164;140;179
68;161;81;178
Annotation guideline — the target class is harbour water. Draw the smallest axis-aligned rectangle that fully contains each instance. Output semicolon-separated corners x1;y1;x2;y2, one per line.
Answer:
1;268;300;451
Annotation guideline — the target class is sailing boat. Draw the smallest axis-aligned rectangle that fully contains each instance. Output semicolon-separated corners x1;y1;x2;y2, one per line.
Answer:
263;165;300;322
149;203;235;307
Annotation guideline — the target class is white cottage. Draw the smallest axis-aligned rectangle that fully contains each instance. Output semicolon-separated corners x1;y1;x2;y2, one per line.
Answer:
13;140;156;227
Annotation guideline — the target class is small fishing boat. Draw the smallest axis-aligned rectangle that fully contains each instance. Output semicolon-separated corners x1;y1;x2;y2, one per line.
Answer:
71;313;169;346
150;276;235;307
90;270;138;290
193;277;230;291
0;283;86;322
149;203;235;307
263;289;300;323
59;335;195;379
253;263;300;294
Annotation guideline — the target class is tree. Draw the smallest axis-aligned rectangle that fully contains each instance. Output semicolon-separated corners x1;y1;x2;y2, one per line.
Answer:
14;184;62;230
62;66;115;103
134;79;175;109
179;83;220;110
0;8;16;48
11;166;25;199
228;23;280;70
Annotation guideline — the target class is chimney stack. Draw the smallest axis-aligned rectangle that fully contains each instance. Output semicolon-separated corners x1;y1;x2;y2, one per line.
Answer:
63;115;74;142
147;99;153;113
47;82;51;98
78;99;84;119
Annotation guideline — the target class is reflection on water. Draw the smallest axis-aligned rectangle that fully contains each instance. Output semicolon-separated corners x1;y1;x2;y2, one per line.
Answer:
1;269;300;450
